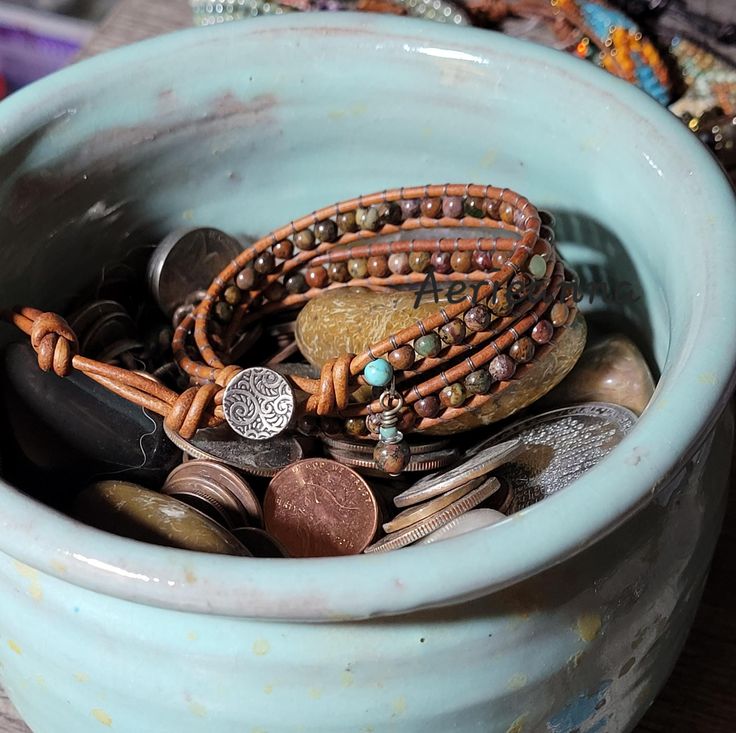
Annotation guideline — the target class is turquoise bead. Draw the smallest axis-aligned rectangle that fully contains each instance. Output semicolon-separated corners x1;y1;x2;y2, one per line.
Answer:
379;426;399;441
364;358;393;387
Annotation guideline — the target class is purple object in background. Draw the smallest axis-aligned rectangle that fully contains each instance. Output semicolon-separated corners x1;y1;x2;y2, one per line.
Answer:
0;3;93;90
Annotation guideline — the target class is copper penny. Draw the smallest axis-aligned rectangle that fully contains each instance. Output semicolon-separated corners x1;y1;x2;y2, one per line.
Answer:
264;458;379;557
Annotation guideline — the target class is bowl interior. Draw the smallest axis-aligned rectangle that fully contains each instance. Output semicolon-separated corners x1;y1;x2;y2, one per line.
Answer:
0;14;735;619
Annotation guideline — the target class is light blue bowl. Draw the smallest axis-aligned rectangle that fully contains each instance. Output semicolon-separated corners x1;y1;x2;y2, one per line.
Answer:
0;14;735;733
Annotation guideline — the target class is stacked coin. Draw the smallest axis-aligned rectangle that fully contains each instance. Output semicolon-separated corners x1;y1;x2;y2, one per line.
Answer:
364;439;525;553
323;435;458;476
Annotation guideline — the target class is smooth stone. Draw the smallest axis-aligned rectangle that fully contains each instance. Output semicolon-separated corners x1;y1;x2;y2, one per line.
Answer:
295;287;447;368
423;313;587;435
1;342;182;488
541;333;655;415
74;480;250;556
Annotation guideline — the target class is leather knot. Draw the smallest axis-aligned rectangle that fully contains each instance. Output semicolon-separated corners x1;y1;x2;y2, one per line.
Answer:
165;383;220;439
307;353;354;416
30;312;78;377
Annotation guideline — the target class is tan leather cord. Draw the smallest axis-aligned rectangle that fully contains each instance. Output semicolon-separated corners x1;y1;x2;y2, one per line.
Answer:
1;307;222;438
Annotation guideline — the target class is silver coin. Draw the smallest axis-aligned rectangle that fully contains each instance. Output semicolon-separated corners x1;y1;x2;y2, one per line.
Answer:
147;228;243;317
222;367;295;440
393;438;525;508
487;402;637;512
417;508;507;545
364;477;499;553
67;300;128;337
164;422;303;478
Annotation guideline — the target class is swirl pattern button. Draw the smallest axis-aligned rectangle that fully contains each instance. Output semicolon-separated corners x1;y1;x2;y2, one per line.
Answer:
222;367;295;440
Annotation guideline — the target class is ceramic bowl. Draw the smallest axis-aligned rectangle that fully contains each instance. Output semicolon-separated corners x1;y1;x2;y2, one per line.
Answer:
0;14;735;733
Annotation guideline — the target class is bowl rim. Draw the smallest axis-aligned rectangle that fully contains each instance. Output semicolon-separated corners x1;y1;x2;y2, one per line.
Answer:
1;12;735;620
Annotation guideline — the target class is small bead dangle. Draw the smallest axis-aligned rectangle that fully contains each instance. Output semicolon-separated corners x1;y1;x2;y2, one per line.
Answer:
373;384;411;476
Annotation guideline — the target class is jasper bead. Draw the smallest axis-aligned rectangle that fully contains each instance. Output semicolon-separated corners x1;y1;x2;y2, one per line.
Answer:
374;441;410;475
378;202;402;225
347;258;368;279
485;198;501;219
398;410;417;432
388;252;411;275
442;196;464;218
439;319;466;345
401;199;421;219
224;285;242;305
236;267;256;291
488;354;516;381
264;281;286;302
414;395;440;418
472;249;494;271
356;206;380;231
388;345;415;370
420;198;442;218
465;369;492;395
531;319;554;344
345;417;369;438
328;262;350;283
491;251;506;269
431;251;452;275
533;238;552;258
465;304;492;332
363;358;393;387
550;302;569;327
272;239;293;259
305;266;328;289
294;229;316;251
540;224;555;243
320;417;343;436
365;413;382;434
414;332;442;358
509;336;535;363
284;273;308;294
253;251;275;274
464;196;485;217
367;255;389;278
337;211;358;233
215;301;233;322
489;288;513;316
409;251;431;273
440;382;466;408
510;273;534;300
528;254;547;279
450;250;473;273
499;202;515;224
315;219;338;243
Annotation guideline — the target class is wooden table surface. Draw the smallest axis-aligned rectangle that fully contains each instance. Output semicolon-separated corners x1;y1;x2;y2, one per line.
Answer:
1;0;734;730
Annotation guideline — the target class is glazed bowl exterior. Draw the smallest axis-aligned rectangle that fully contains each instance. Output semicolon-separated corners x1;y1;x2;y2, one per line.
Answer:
0;14;735;733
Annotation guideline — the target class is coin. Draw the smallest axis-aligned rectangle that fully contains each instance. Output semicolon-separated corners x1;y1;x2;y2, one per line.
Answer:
163;422;304;477
382;475;487;533
232;527;289;558
416;508;507;545
326;447;459;474
322;435;450;456
364;477;499;553
264;458;379;557
74;480;250;556
487;402;637;511
147;228;243;317
162;459;262;528
393;438;524;508
222;367;295;440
